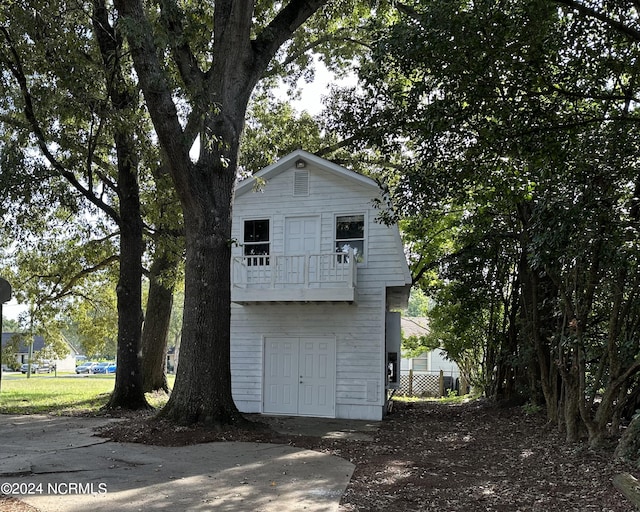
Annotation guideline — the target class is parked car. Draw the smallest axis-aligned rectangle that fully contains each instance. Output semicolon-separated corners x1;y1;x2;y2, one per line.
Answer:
20;363;39;374
92;362;116;374
37;362;52;373
75;362;98;374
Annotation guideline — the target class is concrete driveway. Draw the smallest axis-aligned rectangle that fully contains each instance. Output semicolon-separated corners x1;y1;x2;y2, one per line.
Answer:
0;414;359;512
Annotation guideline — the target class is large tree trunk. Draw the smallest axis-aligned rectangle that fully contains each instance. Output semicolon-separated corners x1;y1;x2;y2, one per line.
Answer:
142;157;183;393
141;248;176;393
93;0;147;410
159;158;243;425
106;132;147;409
557;332;587;442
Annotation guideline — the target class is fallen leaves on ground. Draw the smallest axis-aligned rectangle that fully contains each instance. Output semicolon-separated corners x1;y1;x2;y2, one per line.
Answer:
335;400;636;511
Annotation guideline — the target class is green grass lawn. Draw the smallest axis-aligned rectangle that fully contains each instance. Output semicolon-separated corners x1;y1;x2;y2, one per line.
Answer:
1;375;472;416
0;374;175;415
392;392;478;405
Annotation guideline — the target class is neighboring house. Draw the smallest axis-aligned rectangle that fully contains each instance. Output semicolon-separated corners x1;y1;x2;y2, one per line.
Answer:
403;348;460;378
230;150;412;421
400;317;460;378
1;332;79;372
399;316;462;396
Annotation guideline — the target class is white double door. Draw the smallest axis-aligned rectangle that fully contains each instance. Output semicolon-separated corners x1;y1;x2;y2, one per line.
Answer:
263;337;336;417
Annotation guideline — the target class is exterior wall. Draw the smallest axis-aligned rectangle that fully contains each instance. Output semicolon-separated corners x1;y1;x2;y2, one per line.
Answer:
14;352;77;371
230;157;410;420
6;351;76;371
231;296;386;420
54;354;78;372
232;161;409;287
401;349;460;378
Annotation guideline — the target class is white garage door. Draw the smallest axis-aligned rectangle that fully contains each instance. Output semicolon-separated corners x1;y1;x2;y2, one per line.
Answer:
263;337;336;417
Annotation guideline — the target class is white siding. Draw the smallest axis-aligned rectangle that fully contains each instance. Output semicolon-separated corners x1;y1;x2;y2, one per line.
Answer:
231;300;386;417
231;154;411;420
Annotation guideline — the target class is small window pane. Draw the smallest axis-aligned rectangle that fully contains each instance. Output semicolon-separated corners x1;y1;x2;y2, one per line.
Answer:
336;215;364;239
244;219;269;243
245;243;269;256
413;356;428;372
336;240;364;259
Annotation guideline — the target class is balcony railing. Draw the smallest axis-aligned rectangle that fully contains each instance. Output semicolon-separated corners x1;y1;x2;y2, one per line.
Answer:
231;250;357;303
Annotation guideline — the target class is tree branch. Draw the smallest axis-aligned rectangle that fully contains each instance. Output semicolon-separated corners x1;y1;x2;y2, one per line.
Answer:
54;255;119;300
271;29;372;74
158;0;206;96
315;135;362;157
251;0;328;78
553;0;640;42
0;26;120;223
546;83;640;103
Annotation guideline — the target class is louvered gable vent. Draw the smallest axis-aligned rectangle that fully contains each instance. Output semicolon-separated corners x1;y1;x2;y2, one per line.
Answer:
293;170;309;196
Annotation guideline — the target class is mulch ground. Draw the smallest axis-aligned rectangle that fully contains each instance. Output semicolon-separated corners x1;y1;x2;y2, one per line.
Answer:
2;399;637;511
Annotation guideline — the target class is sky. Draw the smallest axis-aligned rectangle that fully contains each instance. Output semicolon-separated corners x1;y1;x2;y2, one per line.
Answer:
2;300;23;322
287;57;358;115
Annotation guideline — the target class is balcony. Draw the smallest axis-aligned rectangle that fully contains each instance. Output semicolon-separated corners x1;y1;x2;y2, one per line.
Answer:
231;251;357;304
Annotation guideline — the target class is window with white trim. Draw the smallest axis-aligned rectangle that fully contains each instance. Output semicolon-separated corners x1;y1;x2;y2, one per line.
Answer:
244;219;270;266
412;354;428;372
335;214;365;263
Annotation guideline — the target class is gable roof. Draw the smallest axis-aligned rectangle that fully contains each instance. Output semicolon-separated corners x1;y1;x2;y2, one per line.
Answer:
401;317;429;338
1;332;79;355
235;149;380;197
2;332;46;353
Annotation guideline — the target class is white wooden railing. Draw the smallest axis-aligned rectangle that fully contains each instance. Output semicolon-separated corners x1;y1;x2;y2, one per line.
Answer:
232;250;357;290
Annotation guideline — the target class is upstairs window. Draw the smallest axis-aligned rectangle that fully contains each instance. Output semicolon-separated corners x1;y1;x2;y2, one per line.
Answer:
335;214;365;263
244;219;270;265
